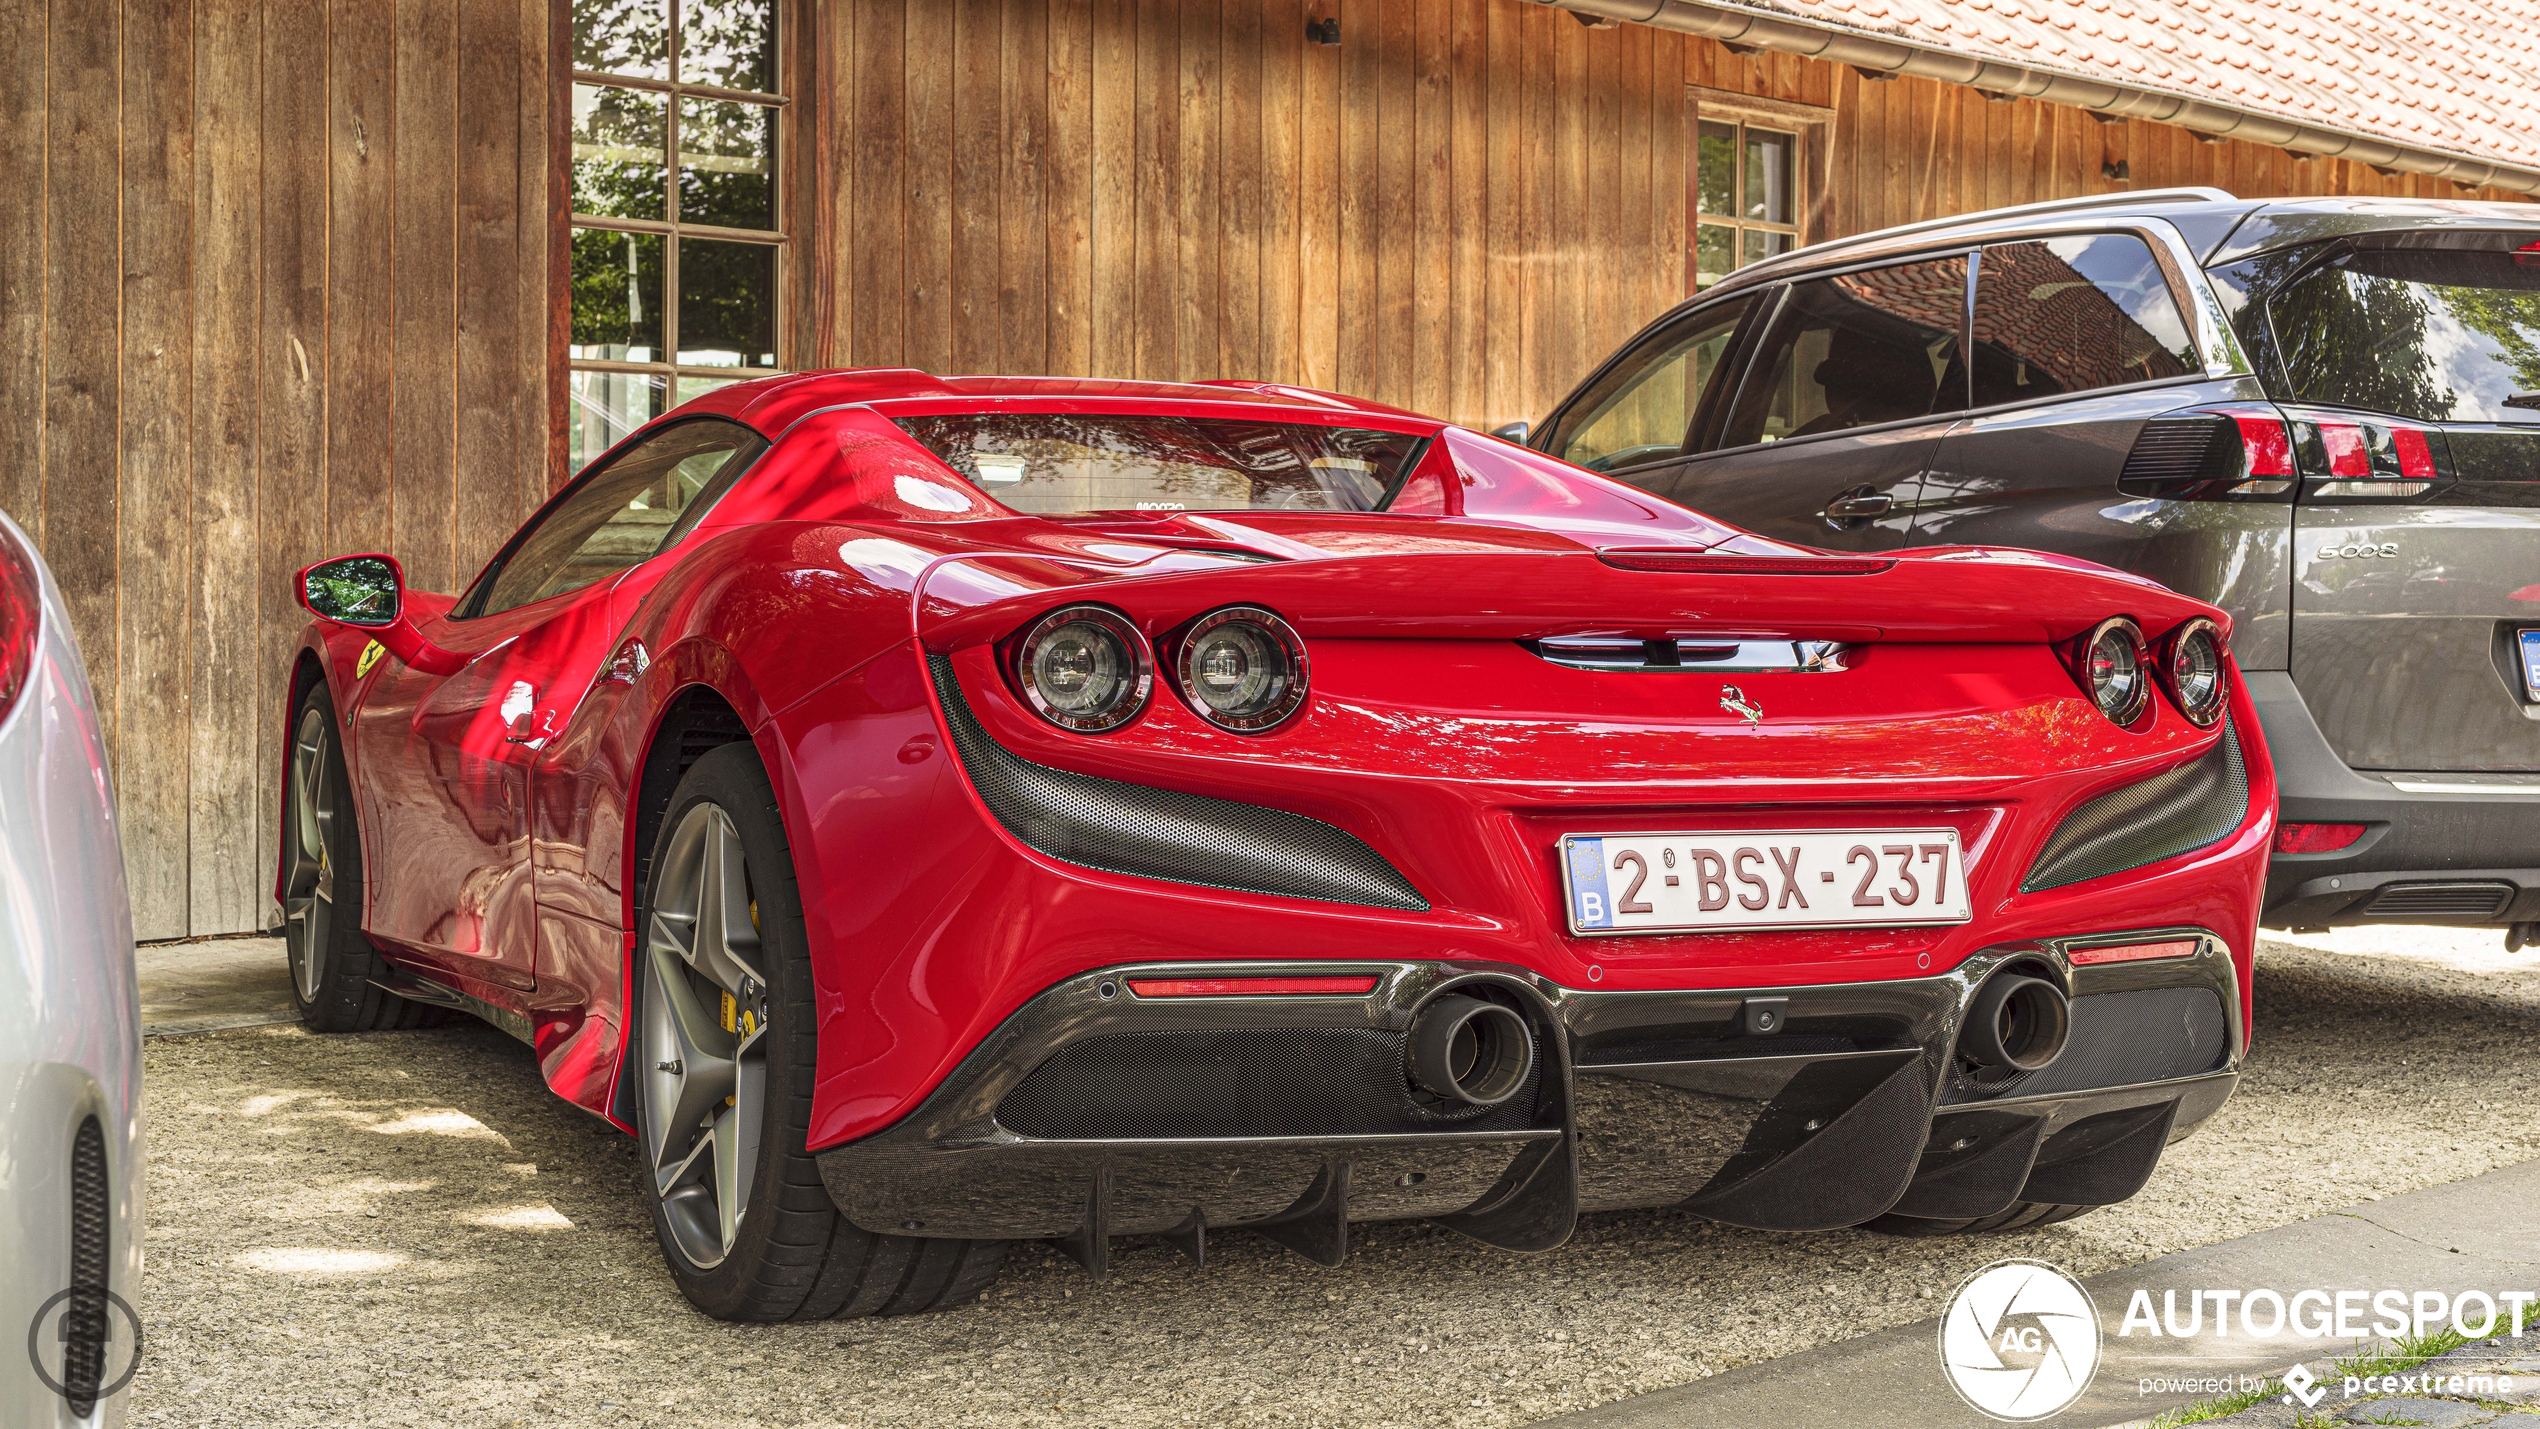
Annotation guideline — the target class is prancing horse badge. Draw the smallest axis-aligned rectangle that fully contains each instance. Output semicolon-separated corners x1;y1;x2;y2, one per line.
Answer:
1720;684;1763;726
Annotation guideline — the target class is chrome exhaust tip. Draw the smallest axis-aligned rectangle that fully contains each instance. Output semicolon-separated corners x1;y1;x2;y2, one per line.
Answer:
1407;994;1535;1107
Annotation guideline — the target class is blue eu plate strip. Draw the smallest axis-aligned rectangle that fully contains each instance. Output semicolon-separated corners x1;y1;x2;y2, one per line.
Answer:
2521;629;2540;702
1567;838;1613;930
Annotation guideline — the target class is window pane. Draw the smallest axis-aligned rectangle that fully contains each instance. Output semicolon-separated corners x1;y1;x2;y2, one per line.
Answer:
1558;297;1753;471
571;228;666;360
681;0;777;93
567;369;668;475
572;83;667;220
1970;235;2197;407
1695;222;1735;291
2270;248;2540;425
675;373;746;408
1696;122;1735;217
572;0;668;80
1744;128;1793;224
676;237;779;368
677;97;777;230
1721;258;1968;446
485;420;761;613
894;416;1424;514
1743;229;1792;268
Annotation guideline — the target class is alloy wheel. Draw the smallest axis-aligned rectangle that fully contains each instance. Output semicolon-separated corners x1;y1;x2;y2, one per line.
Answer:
282;705;337;1003
641;800;771;1271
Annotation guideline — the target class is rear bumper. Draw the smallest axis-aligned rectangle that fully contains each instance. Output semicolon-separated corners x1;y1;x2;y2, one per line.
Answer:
814;932;2242;1261
2248;671;2540;926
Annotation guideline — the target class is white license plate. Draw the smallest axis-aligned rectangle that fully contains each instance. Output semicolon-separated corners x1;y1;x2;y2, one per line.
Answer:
1560;829;1971;936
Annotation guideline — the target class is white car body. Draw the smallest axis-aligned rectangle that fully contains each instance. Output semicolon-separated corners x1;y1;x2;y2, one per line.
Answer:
0;509;141;1425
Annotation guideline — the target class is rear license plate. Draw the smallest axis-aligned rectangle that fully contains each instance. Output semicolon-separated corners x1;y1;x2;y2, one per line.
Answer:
1560;830;1971;936
2521;629;2540;701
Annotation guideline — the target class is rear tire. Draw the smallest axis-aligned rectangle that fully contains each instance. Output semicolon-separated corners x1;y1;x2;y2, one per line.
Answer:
1861;1202;2097;1237
281;685;445;1033
635;743;1007;1322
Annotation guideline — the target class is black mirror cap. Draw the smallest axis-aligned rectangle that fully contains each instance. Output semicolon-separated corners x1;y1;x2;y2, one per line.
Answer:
297;553;404;627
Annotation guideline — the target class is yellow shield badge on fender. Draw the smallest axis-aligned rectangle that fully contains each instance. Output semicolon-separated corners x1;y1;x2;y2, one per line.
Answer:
355;640;386;679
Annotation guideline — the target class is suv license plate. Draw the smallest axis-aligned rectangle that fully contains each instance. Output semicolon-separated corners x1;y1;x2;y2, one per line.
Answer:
1561;830;1971;936
2521;629;2540;702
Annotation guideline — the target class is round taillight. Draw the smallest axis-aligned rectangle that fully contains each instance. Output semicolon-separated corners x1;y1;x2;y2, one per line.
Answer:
1014;606;1151;733
2079;617;2150;726
1176;607;1309;732
2163;618;2227;727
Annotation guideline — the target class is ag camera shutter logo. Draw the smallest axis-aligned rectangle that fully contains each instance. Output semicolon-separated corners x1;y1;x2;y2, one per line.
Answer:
1939;1259;2102;1421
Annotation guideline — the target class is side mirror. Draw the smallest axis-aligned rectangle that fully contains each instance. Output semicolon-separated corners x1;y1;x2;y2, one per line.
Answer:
1489;421;1532;446
293;552;464;676
298;554;403;627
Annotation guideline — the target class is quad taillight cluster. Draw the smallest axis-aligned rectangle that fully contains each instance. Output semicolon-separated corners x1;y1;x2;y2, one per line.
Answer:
2120;403;2449;503
0;521;39;728
2066;616;2228;730
1010;603;1311;735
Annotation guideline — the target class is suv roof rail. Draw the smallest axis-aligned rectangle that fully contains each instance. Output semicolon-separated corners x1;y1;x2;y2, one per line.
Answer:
1736;187;2243;283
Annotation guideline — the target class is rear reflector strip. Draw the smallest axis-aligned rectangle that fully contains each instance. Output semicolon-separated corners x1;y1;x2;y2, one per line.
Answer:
1125;975;1381;998
2274;821;2367;854
1599;549;1895;575
2068;938;2201;966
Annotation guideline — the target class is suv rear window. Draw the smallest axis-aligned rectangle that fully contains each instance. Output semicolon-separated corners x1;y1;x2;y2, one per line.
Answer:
1969;234;2198;406
2268;247;2540;425
895;415;1427;514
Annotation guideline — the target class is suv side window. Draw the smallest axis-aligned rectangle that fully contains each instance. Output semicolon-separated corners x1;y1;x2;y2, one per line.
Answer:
468;418;764;617
1717;256;1968;448
1552;296;1753;472
1968;234;2198;408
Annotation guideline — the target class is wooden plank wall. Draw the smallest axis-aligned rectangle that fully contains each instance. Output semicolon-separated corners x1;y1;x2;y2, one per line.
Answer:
0;0;556;940
797;0;2530;434
0;0;2528;939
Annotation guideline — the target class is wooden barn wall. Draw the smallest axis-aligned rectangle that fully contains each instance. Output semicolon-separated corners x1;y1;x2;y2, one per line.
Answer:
0;0;2527;940
792;0;2531;433
0;0;558;940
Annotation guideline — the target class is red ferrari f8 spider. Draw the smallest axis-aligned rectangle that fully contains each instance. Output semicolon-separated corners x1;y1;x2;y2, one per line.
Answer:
282;370;2271;1321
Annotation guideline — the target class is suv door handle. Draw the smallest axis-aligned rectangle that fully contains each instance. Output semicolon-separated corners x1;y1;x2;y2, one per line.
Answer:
1819;487;1893;524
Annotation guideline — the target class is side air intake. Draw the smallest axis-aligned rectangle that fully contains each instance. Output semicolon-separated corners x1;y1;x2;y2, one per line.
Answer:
2023;719;2249;892
928;654;1428;911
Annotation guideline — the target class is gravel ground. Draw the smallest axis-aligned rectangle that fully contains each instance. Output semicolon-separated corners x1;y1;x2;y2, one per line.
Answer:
131;931;2540;1429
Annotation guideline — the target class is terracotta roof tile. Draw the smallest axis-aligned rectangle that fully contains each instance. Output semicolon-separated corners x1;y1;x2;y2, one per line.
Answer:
1780;0;2540;170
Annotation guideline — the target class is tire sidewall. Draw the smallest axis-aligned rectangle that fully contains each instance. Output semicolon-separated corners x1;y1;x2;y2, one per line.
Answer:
288;685;369;1028
637;743;826;1316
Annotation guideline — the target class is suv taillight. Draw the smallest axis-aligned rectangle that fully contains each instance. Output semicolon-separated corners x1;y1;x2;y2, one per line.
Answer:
2281;406;2451;501
2117;405;2296;501
0;521;39;727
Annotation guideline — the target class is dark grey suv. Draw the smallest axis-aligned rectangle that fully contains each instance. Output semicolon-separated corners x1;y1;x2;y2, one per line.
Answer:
1528;188;2540;937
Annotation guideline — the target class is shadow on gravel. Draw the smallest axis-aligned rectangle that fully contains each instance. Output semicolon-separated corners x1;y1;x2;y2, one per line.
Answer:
130;937;2540;1429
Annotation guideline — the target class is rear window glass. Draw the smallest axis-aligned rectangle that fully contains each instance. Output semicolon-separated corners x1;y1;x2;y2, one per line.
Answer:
1969;235;2199;406
2268;247;2540;425
1719;257;1967;447
894;415;1426;514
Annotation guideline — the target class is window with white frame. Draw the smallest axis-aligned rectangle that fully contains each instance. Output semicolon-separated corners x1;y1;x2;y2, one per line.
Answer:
1693;117;1801;291
568;0;785;474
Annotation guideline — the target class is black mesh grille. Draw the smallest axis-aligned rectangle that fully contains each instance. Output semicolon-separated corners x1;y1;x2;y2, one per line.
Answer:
2363;881;2516;919
2024;718;2248;892
995;1027;1540;1139
64;1115;110;1416
928;654;1428;910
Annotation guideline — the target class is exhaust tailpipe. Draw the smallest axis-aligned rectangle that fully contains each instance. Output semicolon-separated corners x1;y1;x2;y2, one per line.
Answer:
1407;995;1534;1107
1959;974;2070;1075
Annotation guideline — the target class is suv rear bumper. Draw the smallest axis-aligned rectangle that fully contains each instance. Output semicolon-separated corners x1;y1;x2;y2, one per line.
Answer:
2248;671;2540;926
813;937;2242;1265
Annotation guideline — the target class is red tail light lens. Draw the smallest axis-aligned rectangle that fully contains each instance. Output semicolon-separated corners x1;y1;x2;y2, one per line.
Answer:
2274;822;2367;854
1126;975;1381;998
2285;407;2450;500
2117;405;2295;500
0;523;39;728
2069;938;2201;966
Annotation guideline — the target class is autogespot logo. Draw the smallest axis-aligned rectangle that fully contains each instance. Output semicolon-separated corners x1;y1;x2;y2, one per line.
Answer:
1940;1259;2103;1421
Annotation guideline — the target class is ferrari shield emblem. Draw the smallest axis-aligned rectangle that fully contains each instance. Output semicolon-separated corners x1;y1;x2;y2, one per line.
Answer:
355;640;387;679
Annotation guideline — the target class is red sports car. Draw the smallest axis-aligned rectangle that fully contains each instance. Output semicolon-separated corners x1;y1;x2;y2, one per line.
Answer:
282;370;2270;1322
